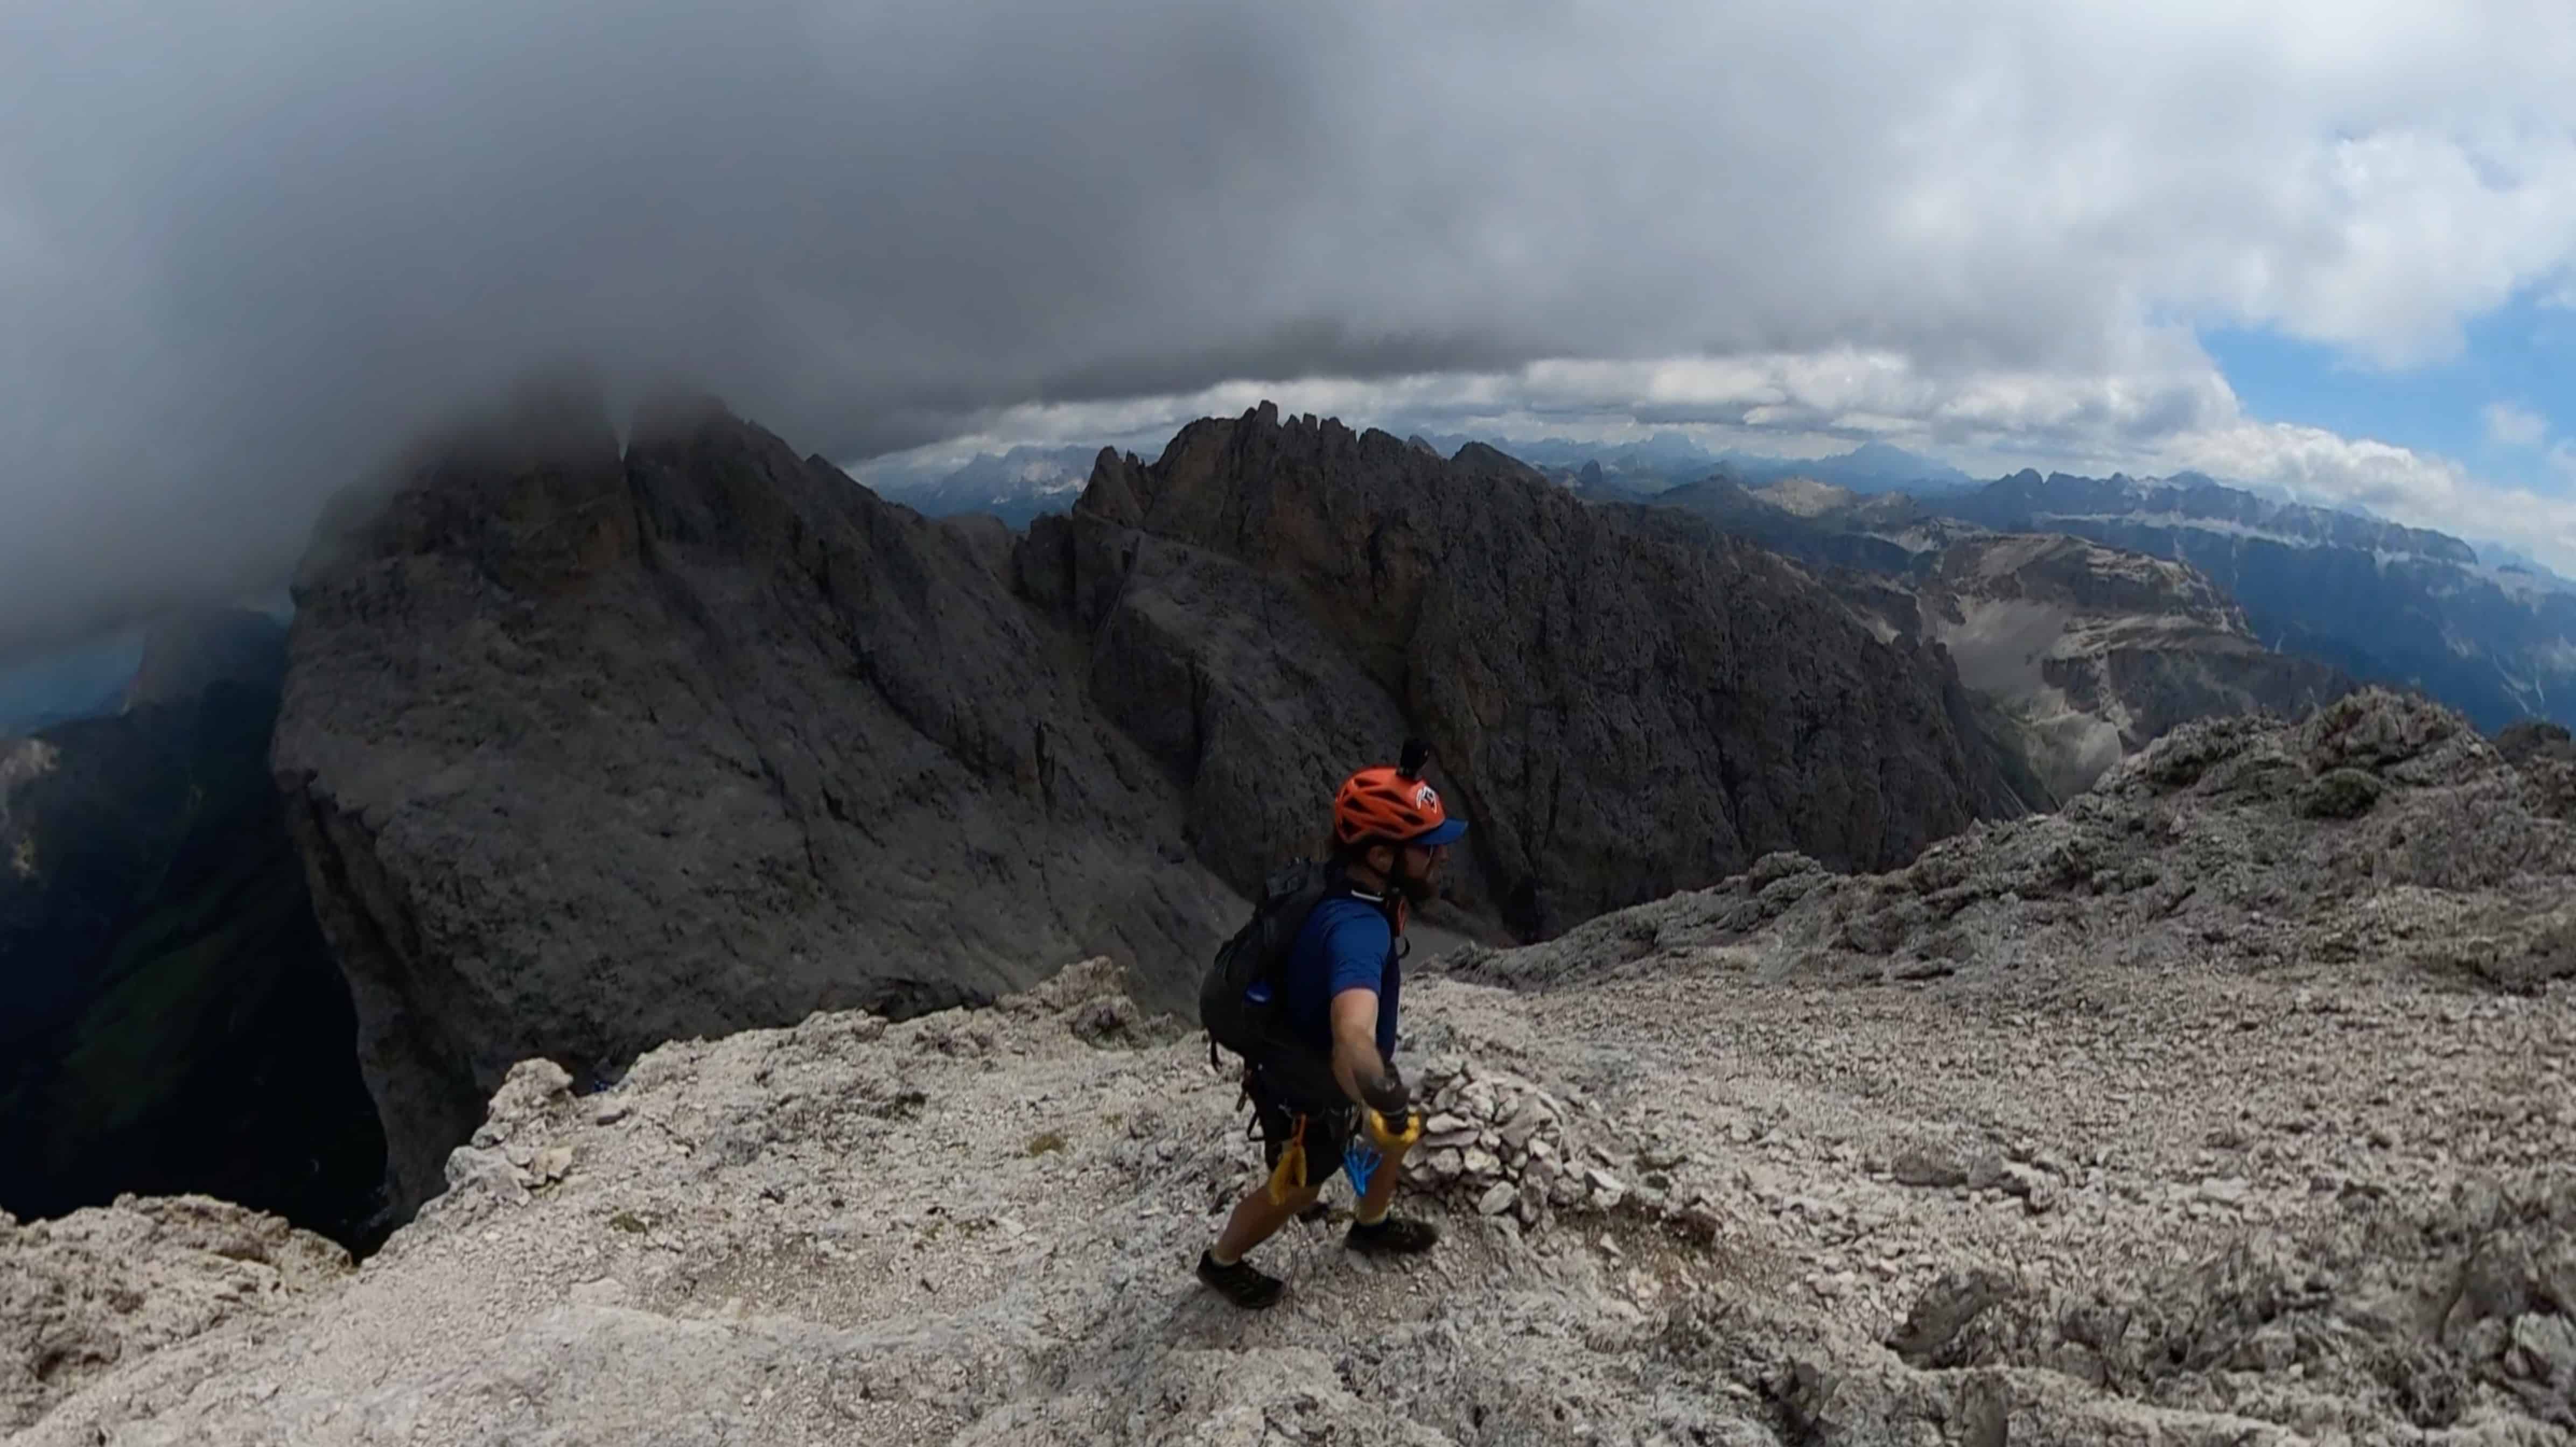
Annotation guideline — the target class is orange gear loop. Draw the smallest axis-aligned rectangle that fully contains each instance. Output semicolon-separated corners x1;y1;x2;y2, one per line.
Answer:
1265;1114;1310;1204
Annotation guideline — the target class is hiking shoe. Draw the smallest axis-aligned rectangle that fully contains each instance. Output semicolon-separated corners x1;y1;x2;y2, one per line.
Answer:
1345;1216;1440;1256
1197;1251;1285;1309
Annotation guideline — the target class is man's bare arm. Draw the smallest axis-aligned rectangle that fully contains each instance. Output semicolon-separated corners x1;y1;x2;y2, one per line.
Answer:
1328;987;1390;1106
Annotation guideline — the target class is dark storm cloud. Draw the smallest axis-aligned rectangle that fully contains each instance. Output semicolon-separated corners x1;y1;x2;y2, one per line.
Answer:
4;0;2572;656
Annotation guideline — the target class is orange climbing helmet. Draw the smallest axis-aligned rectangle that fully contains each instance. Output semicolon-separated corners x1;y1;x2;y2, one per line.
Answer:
1332;741;1469;850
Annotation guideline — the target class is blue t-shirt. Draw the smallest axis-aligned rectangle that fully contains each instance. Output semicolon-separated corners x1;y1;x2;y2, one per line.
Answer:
1280;891;1400;1063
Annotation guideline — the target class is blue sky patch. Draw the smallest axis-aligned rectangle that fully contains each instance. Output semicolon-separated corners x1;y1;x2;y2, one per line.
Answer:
2205;289;2574;497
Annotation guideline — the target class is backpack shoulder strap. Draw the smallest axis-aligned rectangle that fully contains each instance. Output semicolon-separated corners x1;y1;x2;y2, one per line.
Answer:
1250;861;1341;973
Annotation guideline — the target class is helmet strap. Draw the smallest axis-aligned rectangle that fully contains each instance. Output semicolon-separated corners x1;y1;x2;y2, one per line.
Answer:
1385;842;1437;907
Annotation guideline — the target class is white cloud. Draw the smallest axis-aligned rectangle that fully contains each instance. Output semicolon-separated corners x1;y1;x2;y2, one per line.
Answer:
2486;401;2551;447
909;342;2576;573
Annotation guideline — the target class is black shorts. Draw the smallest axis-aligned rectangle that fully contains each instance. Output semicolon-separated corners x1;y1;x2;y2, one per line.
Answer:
1247;1071;1357;1191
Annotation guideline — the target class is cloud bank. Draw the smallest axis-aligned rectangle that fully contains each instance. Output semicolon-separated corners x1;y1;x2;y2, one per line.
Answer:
5;0;2574;654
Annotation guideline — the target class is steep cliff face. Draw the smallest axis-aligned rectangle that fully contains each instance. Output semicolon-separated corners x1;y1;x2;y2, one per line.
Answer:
274;387;1247;1216
1020;404;2032;939
0;635;382;1245
277;391;2032;1220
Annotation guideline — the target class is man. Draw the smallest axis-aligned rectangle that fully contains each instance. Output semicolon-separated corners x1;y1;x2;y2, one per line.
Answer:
1195;755;1467;1309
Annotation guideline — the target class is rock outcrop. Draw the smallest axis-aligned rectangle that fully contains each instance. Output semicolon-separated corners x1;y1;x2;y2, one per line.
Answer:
1454;687;2576;998
1;1197;350;1433
278;389;2033;1220
12;835;2569;1442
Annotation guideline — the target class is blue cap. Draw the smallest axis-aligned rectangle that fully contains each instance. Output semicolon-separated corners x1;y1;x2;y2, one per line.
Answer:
1415;817;1468;847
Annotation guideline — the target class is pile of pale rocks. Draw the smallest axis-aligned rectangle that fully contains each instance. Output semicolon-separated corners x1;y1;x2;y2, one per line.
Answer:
1398;1055;1673;1228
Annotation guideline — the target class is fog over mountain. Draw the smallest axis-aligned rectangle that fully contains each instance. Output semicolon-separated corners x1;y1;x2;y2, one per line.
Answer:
8;1;2576;662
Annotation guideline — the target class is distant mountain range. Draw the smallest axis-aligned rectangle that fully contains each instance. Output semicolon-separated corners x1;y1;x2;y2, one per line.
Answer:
1409;433;1980;501
859;444;1108;529
1635;464;2576;734
1928;472;2576;732
865;434;1979;527
1649;477;2354;796
860;430;2576;736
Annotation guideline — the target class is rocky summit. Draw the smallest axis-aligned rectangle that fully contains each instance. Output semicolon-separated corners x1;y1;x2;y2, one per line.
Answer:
8;690;2572;1445
275;388;2030;1221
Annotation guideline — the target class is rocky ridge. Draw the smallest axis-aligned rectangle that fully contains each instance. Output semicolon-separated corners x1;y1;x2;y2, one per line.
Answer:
273;384;1252;1217
10;692;2573;1444
279;387;2030;1220
1027;403;2032;934
1455;687;2576;998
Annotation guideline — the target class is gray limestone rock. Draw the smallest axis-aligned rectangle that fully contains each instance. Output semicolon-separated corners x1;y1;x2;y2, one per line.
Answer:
1454;686;2576;998
276;384;1247;1214
9;925;2572;1446
1;1196;350;1431
278;390;2035;1219
1048;404;2032;933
